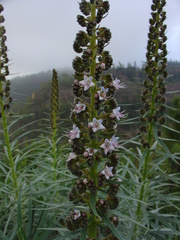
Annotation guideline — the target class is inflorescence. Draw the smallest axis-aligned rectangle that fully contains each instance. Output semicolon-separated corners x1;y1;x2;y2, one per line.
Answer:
0;4;12;119
66;1;126;239
50;69;59;131
139;0;168;148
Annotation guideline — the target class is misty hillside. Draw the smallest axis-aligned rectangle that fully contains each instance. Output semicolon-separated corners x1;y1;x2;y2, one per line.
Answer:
8;60;180;140
10;69;74;102
10;60;180;104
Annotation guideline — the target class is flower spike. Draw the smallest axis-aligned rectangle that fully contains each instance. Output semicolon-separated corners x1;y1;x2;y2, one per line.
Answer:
66;1;125;238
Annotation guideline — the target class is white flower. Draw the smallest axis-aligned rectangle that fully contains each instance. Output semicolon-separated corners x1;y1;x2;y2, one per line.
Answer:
74;79;79;85
73;210;81;220
112;78;126;90
67;152;77;162
101;63;106;69
83;178;88;184
97;86;109;100
100;138;115;155
88;118;105;132
110;107;126;120
68;124;80;139
101;166;114;180
117;178;122;183
99;199;104;205
83;148;97;157
112;216;118;221
110;135;119;148
73;101;86;114
79;75;95;91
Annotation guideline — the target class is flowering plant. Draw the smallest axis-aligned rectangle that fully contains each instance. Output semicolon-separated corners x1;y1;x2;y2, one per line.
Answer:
66;0;126;238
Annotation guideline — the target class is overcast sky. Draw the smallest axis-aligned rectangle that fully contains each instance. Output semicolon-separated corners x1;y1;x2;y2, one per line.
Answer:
2;0;180;78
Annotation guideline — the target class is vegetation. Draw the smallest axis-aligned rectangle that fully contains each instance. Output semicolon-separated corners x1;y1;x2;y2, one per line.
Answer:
0;1;180;240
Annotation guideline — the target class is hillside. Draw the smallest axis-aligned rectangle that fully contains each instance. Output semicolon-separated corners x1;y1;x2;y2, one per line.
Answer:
9;61;180;138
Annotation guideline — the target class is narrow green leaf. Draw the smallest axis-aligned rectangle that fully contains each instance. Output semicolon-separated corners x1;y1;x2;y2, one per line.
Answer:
154;125;179;165
166;90;180;94
36;210;59;240
0;230;7;240
9;223;18;240
165;113;180;124
17;189;27;240
53;229;81;240
162;124;180;135
99;212;126;240
148;231;167;240
80;225;87;240
32;207;47;239
90;192;99;216
27;194;33;237
149;212;180;234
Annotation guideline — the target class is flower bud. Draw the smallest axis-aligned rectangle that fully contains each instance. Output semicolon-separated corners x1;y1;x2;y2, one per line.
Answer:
77;15;87;27
79;1;91;16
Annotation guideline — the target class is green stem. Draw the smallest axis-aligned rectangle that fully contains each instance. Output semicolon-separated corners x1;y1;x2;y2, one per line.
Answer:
90;10;97;121
133;15;160;239
0;76;18;198
88;3;98;239
52;128;57;181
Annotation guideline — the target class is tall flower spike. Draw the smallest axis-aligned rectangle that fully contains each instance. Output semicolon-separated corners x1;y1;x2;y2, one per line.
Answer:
134;0;169;236
50;69;59;181
50;69;59;130
0;4;11;118
66;1;125;239
0;4;18;197
139;0;168;148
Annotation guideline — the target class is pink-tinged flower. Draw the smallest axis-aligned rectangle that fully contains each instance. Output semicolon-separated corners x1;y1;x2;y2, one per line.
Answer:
83;148;97;157
101;63;106;69
67;152;77;162
110;107;126;120
83;178;88;184
101;166;114;180
73;101;86;114
87;49;91;54
88;118;105;132
117;178;122;183
79;75;95;91
74;79;79;85
112;216;118;221
100;138;115;155
73;210;81;220
97;86;109;100
68;124;80;139
110;135;119;148
113;124;117;130
112;78;126;90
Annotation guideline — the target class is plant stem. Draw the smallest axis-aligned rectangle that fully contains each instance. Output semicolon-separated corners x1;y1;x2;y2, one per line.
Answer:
133;18;160;239
0;78;18;198
52;128;57;181
88;3;98;239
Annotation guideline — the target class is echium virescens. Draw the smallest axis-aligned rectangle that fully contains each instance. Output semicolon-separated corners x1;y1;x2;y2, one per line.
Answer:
66;1;126;239
0;4;18;196
139;0;167;148
135;0;168;231
50;69;59;181
0;4;11;117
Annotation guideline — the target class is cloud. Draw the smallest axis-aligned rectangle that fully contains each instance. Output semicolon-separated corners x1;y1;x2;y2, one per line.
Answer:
2;0;180;77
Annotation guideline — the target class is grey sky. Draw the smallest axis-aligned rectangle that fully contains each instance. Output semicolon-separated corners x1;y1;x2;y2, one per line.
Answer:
2;0;180;77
